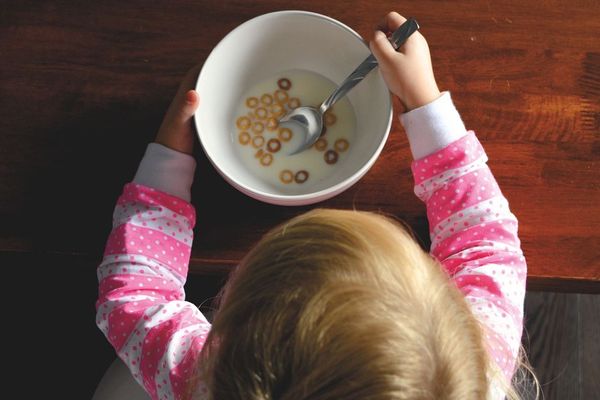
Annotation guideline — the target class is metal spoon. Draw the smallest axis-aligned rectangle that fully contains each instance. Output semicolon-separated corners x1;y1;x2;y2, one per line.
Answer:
280;17;420;155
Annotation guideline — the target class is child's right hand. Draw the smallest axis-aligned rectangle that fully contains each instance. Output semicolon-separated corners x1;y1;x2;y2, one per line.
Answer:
369;12;441;112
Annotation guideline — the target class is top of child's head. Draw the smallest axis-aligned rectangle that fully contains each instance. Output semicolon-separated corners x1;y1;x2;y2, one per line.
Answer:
189;209;506;400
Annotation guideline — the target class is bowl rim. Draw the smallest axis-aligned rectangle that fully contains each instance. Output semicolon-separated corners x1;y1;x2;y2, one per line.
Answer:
194;10;393;205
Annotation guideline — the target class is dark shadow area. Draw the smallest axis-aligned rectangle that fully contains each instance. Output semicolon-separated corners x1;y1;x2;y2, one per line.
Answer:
2;251;227;399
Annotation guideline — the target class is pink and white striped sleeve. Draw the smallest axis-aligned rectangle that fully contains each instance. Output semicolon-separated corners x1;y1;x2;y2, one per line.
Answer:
96;183;210;400
411;131;527;383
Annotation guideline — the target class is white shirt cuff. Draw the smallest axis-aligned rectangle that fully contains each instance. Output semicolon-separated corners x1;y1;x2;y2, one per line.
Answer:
133;143;196;202
399;91;468;159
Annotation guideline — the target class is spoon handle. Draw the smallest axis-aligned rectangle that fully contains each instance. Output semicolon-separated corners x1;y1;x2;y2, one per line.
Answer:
319;17;420;113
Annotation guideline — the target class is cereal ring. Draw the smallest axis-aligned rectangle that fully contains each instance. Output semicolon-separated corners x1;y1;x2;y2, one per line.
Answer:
288;97;300;109
236;116;251;130
278;127;293;142
277;78;291;90
266;117;279;131
254;149;264;159
252;135;265;148
274;89;289;103
238;131;251;145
251;122;264;134
260;153;273;166
294;170;309;183
324;112;337;126
267;138;281;153
279;169;293;184
334;138;349;152
255;107;268;120
248;111;256;120
246;97;259;108
324;149;338;164
260;94;273;106
313;138;327;151
270;104;285;117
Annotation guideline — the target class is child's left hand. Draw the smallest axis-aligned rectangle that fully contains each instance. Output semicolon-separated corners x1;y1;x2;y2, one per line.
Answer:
154;64;201;155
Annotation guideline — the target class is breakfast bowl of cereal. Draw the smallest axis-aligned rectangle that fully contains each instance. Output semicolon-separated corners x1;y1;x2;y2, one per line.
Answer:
195;10;393;205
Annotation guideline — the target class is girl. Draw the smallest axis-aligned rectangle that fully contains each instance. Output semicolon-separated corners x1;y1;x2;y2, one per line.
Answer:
96;12;536;400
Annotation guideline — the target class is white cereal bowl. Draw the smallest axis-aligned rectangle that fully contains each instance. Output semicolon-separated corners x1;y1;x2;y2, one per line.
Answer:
195;10;392;206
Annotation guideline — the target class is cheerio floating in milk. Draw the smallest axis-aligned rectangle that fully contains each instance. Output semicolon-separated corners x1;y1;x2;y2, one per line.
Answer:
232;69;356;194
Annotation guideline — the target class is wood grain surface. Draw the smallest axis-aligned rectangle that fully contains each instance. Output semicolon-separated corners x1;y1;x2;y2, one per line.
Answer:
1;1;598;291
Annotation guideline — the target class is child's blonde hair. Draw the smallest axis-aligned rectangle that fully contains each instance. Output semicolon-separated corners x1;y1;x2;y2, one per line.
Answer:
193;209;535;399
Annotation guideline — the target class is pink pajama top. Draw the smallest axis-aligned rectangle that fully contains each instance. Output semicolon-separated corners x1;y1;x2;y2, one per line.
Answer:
96;92;526;399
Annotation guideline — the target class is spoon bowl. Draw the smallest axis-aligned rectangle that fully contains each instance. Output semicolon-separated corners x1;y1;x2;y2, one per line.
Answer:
279;105;324;155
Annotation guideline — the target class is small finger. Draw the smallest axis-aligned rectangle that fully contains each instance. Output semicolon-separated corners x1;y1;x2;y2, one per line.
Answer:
369;30;399;66
180;90;200;119
185;90;198;106
375;11;407;34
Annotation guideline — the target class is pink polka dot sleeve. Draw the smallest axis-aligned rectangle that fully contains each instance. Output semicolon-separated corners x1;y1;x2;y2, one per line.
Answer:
411;132;527;385
96;183;210;400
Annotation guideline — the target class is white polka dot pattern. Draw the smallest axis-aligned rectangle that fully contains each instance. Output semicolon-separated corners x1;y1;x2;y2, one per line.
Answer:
112;202;194;247
96;183;210;400
412;132;527;387
96;294;158;336
429;195;511;250
155;324;211;400
98;254;186;287
414;155;488;201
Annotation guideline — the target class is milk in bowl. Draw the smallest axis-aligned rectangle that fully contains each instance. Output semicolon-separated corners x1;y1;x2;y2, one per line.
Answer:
232;69;356;195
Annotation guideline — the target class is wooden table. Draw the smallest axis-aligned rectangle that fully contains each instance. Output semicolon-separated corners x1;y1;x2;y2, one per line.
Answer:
1;1;598;292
